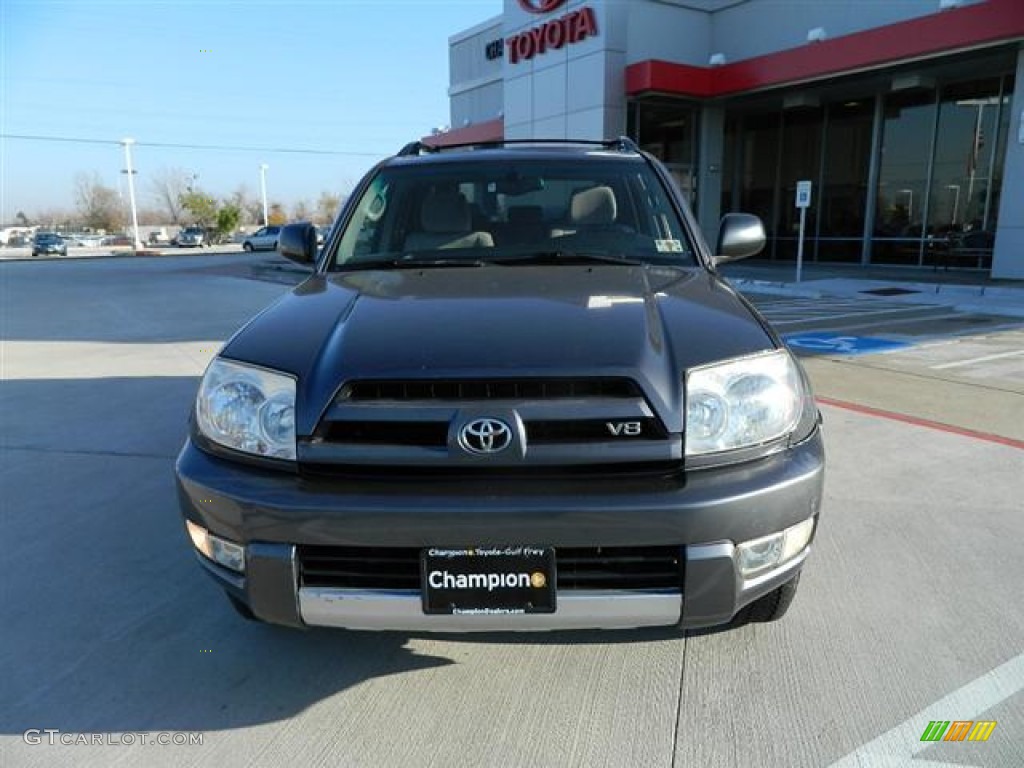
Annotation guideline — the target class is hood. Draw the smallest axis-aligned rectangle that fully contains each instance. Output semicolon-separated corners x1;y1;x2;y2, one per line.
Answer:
222;265;775;434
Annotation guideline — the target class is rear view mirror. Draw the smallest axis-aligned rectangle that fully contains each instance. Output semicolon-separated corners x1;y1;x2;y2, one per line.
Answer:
494;174;544;196
714;213;766;265
279;222;318;266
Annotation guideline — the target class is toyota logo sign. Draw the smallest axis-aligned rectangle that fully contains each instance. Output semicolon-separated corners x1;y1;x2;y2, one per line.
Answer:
518;0;567;14
458;418;513;455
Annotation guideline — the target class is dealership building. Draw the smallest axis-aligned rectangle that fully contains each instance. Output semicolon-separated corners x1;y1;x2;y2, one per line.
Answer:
437;0;1024;279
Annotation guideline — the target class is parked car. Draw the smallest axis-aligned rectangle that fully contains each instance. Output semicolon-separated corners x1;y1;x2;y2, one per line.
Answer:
31;232;67;257
242;225;282;252
176;227;206;247
175;137;824;633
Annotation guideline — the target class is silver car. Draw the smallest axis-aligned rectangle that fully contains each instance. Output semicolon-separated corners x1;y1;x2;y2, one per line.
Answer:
176;227;206;248
242;226;282;252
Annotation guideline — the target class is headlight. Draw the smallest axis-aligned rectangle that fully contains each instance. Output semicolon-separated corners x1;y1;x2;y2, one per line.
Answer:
685;350;803;455
195;358;296;460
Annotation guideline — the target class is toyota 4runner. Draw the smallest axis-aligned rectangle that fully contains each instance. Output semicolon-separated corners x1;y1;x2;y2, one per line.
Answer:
175;138;824;632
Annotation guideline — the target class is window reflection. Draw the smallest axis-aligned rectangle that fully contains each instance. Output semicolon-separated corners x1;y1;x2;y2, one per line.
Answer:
873;88;936;264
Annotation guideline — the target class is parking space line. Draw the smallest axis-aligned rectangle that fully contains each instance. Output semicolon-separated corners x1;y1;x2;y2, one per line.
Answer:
930;349;1024;370
817;397;1024;450
772;305;939;326
827;652;1024;767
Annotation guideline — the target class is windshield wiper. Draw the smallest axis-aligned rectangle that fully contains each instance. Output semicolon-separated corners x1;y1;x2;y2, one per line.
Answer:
490;251;643;267
337;256;485;271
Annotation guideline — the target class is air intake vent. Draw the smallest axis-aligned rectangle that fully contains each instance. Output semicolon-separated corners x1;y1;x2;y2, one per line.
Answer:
339;378;642;402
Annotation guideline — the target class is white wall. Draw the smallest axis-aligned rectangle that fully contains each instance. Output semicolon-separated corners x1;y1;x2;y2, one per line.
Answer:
503;0;628;141
448;17;504;128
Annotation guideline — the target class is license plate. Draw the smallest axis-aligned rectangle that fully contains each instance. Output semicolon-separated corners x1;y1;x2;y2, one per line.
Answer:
421;546;556;615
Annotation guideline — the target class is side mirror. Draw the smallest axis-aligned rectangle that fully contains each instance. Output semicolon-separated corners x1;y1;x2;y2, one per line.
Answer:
714;213;766;265
279;222;318;266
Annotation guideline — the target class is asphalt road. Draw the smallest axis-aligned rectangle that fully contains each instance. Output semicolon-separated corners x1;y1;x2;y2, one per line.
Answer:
1;254;1022;767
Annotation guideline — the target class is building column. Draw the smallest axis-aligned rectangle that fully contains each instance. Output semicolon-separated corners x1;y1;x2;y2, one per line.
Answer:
991;44;1024;279
697;106;724;247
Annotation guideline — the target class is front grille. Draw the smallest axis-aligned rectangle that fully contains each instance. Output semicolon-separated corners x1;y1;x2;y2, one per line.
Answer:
298;545;683;591
323;421;448;446
319;418;667;446
339;377;641;402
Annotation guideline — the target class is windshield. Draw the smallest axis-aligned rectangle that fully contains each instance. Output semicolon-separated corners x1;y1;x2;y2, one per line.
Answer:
328;158;696;269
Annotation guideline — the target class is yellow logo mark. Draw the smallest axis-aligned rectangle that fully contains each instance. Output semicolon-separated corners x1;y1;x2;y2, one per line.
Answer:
530;571;547;588
968;721;997;742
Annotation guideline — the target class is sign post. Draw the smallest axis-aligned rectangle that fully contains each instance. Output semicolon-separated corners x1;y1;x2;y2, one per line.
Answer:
795;180;812;283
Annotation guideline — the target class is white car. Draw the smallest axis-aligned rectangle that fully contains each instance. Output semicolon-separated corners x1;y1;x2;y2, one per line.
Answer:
242;226;282;252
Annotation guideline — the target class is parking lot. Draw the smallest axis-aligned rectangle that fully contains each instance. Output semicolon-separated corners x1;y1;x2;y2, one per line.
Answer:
1;253;1021;767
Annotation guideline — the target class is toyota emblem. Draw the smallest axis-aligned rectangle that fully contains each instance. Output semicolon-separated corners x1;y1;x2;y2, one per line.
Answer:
518;0;567;14
458;418;513;454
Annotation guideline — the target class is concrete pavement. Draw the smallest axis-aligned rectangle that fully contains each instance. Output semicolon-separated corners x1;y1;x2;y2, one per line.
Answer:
1;254;1021;767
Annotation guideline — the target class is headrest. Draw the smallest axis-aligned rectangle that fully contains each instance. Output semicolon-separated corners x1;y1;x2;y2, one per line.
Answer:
420;191;470;233
570;186;616;226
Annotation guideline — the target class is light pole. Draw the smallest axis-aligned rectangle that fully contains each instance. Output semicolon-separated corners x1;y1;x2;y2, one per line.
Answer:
946;184;961;229
121;137;142;251
899;189;913;221
259;163;269;226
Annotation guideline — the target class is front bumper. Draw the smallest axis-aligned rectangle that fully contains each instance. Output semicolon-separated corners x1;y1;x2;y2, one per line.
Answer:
176;430;824;631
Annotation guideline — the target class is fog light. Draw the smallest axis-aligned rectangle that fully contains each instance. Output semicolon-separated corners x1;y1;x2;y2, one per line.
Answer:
738;517;815;578
185;519;246;573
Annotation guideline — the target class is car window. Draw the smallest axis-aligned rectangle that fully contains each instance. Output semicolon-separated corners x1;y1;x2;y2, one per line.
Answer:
327;158;696;269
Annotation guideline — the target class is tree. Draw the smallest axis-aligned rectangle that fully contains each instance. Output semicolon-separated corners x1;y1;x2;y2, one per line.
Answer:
74;172;123;231
214;204;241;242
15;211;30;226
316;191;343;225
150;167;192;224
229;185;260;226
267;203;287;226
292;199;311;222
179;189;219;228
137;208;165;226
33;207;76;231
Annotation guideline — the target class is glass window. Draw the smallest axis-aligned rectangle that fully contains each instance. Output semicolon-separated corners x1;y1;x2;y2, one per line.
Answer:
721;115;738;214
328;159;698;269
738;113;780;239
775;107;824;260
819;99;873;257
873;88;937;264
990;74;1015;231
927;78;1001;237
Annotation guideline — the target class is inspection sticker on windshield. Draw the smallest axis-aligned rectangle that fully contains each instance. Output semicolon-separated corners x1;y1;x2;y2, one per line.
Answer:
655;239;683;252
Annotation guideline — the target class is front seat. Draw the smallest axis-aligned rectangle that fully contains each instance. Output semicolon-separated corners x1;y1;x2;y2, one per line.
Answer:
404;191;494;251
552;185;623;240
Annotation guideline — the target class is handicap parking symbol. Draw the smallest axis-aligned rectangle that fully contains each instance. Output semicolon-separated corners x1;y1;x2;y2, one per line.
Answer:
783;333;909;356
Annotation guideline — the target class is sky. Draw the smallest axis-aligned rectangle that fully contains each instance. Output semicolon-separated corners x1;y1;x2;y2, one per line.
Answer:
0;0;502;224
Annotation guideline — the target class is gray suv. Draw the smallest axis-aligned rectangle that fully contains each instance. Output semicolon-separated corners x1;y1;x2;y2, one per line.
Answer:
175;138;824;632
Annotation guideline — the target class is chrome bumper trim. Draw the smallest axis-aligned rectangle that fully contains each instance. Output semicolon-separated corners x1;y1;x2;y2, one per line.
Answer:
298;588;682;631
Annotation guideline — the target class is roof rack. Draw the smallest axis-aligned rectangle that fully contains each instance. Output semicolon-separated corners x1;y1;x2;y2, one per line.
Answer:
396;141;438;157
398;136;640;156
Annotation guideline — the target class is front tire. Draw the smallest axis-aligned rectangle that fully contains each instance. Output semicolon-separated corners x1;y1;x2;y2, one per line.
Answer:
243;242;253;252
736;573;801;625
